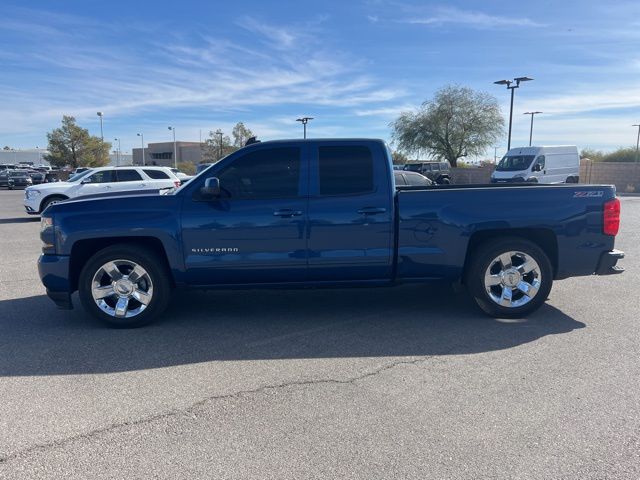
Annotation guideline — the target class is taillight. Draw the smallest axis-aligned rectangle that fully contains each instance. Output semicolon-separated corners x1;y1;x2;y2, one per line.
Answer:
174;180;181;188
603;198;620;236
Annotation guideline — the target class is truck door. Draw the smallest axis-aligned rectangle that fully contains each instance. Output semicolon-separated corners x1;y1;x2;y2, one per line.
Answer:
306;141;394;281
181;145;309;285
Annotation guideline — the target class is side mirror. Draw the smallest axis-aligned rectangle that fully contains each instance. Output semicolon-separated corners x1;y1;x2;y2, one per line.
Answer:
200;177;221;199
532;164;542;172
81;178;93;184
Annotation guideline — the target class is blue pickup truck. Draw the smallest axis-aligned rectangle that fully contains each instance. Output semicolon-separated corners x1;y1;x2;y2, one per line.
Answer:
38;138;624;327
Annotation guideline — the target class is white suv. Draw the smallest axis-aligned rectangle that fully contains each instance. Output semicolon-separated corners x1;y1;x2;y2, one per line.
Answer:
24;166;181;215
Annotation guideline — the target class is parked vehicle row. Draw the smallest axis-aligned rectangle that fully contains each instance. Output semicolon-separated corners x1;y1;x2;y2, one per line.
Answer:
37;138;624;328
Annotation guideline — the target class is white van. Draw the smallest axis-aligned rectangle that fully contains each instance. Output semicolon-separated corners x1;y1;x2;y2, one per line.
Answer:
491;146;580;184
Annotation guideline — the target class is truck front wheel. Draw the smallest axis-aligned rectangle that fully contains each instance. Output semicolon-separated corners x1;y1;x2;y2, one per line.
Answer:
465;238;553;318
78;244;171;328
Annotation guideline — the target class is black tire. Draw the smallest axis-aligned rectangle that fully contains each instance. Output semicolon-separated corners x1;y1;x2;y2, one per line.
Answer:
78;244;171;328
40;195;67;213
465;237;553;318
565;176;579;183
440;177;451;185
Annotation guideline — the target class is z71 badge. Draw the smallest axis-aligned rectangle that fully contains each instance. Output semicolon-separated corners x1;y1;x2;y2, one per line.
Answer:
574;191;604;198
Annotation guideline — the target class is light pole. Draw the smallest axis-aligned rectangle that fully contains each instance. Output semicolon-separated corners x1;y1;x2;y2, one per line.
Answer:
494;146;499;163
114;138;121;166
523;111;542;146
96;112;104;142
215;129;224;160
296;117;314;139
632;124;640;163
168;126;177;168
494;77;534;151
137;133;145;166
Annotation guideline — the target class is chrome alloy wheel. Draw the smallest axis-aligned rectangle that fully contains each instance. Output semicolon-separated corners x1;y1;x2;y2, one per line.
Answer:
91;260;153;318
484;251;542;308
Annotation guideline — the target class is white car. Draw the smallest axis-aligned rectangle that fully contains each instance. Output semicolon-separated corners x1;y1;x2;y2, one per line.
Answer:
24;166;181;215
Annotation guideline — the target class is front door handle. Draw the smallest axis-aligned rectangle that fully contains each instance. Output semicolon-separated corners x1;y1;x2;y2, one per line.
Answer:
357;207;387;215
273;209;303;218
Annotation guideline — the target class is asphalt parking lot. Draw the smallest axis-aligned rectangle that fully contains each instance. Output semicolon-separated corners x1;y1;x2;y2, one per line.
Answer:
0;189;638;479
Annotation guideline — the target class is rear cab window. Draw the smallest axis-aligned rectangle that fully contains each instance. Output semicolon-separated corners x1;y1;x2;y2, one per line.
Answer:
318;145;374;196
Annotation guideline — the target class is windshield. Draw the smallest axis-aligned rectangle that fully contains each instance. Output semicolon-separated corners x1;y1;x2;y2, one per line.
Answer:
496;155;535;172
10;170;28;177
68;169;93;182
404;164;423;172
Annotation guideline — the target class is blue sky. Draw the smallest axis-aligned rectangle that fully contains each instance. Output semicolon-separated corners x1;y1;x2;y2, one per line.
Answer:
1;0;639;158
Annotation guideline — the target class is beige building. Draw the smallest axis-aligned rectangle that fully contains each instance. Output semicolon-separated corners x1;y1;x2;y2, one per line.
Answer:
132;141;203;167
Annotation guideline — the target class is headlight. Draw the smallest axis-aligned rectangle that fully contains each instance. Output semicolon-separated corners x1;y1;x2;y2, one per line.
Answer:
40;216;55;253
40;216;53;233
26;189;41;199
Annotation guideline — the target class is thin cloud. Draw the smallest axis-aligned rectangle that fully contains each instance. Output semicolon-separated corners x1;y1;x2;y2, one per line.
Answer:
0;10;404;138
402;7;546;29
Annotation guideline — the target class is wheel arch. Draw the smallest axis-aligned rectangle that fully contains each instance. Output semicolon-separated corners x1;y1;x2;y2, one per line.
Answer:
463;228;558;281
69;237;174;292
40;193;69;212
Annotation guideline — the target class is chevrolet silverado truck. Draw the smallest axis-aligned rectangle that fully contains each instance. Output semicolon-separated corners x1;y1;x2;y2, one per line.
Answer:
38;139;624;327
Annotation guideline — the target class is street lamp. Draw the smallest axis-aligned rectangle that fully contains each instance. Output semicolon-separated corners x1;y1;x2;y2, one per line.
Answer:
296;117;314;139
523;111;543;146
633;124;640;163
168;126;177;168
96;112;104;142
215;129;224;159
114;138;121;166
494;76;534;150
137;133;145;166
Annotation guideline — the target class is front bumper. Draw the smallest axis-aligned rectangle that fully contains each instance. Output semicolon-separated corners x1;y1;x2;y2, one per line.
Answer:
595;249;625;275
24;195;41;214
38;254;74;309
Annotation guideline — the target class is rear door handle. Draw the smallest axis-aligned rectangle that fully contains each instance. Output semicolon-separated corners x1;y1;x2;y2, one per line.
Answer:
273;209;303;218
357;207;387;215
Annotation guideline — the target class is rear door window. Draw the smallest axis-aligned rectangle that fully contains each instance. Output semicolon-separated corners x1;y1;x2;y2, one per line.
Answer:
116;169;143;182
318;146;374;196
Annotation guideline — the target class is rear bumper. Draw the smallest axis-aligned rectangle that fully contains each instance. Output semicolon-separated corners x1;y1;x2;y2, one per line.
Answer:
595;249;625;275
38;254;74;309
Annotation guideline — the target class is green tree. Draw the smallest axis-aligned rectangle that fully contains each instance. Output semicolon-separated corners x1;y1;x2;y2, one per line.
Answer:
602;147;638;163
44;115;110;169
202;129;235;162
391;85;504;167
391;150;408;165
580;148;604;161
177;161;196;175
231;122;254;148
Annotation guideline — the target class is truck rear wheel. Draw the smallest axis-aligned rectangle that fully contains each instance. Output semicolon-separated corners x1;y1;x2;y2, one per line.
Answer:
465;238;553;318
78;244;171;328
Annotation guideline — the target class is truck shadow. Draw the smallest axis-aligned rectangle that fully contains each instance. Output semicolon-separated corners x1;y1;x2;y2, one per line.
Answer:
0;284;585;377
0;217;40;224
